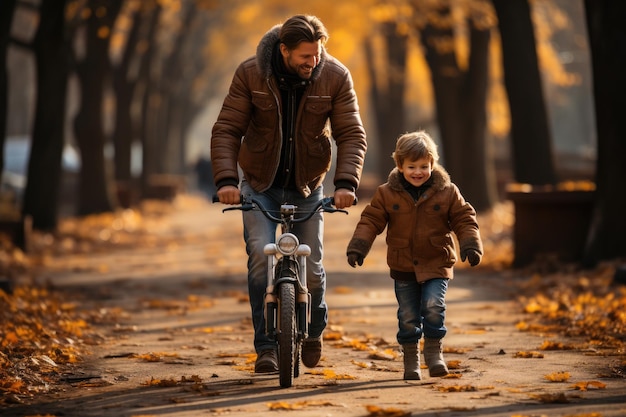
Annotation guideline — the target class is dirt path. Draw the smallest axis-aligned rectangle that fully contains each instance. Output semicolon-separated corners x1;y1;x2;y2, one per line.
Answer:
4;194;625;417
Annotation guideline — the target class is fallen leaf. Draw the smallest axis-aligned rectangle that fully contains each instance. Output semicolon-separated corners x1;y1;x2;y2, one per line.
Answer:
544;371;570;382
570;380;607;391
365;404;411;417
514;351;544;358
142;377;178;387
447;360;462;369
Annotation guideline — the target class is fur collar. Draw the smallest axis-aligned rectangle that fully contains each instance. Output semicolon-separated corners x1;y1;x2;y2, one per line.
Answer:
387;165;451;193
255;24;327;81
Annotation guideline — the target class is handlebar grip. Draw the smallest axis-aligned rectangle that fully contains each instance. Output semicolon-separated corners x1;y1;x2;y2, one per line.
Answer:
212;195;245;204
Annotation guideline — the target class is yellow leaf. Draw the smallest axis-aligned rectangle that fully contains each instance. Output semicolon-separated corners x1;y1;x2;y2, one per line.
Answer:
2;331;18;346
447;360;462;369
133;352;179;362
324;331;343;340
570;380;607;391
142;377;178;387
514;351;544;358
365;404;411;417
539;340;575;351
437;384;478;392
544;371;570;382
267;401;301;410
333;286;354;294
368;349;396;360
351;359;371;368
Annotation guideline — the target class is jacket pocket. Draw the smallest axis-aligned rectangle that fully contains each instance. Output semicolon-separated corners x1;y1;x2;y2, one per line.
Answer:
386;236;412;268
246;92;275;152
251;91;275;111
301;97;332;152
304;96;332;114
429;234;457;266
305;132;332;158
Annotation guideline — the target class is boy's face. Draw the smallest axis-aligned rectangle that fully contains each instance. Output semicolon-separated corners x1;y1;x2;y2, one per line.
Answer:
399;156;432;187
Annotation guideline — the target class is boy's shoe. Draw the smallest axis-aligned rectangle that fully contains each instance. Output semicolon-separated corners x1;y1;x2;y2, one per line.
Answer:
301;337;322;368
423;338;449;377
254;349;278;373
402;343;422;380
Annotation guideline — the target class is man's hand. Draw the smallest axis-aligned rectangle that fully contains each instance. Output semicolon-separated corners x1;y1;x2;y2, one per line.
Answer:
333;188;356;209
216;185;241;205
461;248;481;267
347;253;364;268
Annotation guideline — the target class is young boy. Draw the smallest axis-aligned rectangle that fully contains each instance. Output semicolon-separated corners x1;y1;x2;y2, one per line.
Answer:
346;130;483;380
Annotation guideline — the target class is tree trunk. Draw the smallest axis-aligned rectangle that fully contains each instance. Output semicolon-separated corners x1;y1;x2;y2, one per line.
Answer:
137;3;161;199
582;0;626;266
420;9;496;212
364;21;408;182
460;24;496;212
22;0;70;231
73;1;121;216
112;3;144;184
155;2;196;176
0;0;17;177
492;0;557;186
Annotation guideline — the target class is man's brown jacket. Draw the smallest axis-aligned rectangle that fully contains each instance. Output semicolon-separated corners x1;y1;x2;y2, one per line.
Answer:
211;24;367;197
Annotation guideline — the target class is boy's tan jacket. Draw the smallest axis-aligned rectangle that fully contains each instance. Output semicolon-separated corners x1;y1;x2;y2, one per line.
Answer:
347;166;483;281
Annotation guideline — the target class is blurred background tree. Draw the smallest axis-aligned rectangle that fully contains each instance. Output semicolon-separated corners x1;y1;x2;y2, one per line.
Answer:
582;0;626;265
22;0;72;232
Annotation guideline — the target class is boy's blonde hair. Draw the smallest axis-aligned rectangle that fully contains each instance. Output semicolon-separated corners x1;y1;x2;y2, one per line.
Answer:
392;130;439;168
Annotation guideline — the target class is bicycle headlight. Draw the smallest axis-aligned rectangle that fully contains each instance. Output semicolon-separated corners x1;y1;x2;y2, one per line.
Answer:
276;233;299;256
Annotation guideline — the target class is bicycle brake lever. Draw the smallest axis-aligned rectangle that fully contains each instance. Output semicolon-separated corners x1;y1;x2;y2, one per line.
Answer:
322;201;349;215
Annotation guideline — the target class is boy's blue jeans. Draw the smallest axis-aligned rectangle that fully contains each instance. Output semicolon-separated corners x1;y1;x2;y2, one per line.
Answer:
241;181;327;353
394;278;448;344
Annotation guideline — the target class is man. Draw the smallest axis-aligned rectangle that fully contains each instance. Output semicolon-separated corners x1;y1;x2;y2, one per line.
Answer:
211;14;367;373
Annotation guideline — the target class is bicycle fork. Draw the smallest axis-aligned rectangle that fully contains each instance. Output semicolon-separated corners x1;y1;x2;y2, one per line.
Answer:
263;245;312;340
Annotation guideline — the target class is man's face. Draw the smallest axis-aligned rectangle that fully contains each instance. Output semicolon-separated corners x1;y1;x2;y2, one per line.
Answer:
281;40;322;79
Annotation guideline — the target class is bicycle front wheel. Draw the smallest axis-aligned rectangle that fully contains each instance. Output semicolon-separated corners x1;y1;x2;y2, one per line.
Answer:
278;283;296;388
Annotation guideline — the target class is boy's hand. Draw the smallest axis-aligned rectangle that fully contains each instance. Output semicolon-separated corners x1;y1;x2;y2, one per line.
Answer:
461;248;481;267
347;253;364;268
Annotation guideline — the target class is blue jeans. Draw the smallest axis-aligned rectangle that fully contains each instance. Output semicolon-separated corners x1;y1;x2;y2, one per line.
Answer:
394;278;448;344
241;181;327;352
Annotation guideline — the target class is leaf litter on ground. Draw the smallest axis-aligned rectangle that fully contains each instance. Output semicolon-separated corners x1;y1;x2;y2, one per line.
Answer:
1;197;625;408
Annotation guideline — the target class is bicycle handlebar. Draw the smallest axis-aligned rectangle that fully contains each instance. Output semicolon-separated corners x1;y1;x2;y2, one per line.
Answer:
212;194;356;224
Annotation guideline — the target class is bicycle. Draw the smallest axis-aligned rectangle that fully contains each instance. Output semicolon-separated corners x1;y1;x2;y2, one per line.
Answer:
214;194;350;388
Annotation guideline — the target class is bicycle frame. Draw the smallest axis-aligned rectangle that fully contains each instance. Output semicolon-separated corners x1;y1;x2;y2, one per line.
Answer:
216;195;348;388
262;203;312;343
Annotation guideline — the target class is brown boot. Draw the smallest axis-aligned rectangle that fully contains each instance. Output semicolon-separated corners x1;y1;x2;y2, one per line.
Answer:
402;343;422;380
423;338;449;377
302;337;322;368
254;349;278;373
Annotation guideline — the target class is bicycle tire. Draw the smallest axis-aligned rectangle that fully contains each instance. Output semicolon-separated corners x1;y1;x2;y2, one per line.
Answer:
278;284;296;388
294;336;301;378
